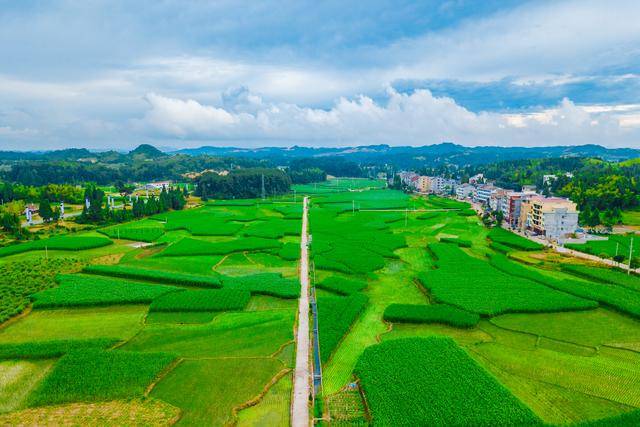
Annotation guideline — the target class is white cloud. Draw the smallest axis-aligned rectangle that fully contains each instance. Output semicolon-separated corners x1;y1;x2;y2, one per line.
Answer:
139;89;640;148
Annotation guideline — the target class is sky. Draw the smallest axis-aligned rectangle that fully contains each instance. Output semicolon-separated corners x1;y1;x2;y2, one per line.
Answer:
1;0;640;151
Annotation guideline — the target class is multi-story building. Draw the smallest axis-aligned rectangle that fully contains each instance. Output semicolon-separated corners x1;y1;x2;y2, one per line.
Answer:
417;176;431;193
524;196;579;242
456;183;475;199
474;184;497;205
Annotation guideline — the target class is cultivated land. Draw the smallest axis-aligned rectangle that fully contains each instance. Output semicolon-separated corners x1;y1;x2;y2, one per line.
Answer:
1;178;640;425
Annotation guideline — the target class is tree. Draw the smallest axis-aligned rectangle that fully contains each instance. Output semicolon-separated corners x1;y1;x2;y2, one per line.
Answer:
80;184;105;223
38;198;54;223
0;212;20;233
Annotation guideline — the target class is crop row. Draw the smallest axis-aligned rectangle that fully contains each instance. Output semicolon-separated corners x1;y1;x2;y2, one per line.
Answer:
0;235;112;258
221;273;300;299
0;338;118;360
160;237;282;257
383;304;479;328
489;253;640;319
98;226;165;242
317;294;368;363
150;289;250;312
83;265;222;288
560;264;640;293
316;276;367;296
31;274;178;308
487;228;543;251
353;337;539;426
421;243;596;316
438;237;472;247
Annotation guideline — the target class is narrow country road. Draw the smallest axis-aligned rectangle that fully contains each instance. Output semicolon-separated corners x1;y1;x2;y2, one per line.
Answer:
292;196;310;427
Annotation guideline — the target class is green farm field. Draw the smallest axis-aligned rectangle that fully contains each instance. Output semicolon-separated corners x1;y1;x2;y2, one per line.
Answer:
1;184;640;425
0;199;301;425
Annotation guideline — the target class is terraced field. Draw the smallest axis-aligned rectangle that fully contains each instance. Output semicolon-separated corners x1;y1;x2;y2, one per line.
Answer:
2;181;640;425
0;200;301;425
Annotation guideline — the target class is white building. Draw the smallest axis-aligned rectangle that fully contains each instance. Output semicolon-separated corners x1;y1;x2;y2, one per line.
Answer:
474;184;498;205
455;184;475;199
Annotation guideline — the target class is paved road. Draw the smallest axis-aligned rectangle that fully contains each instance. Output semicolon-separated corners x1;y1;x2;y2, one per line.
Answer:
292;196;310;427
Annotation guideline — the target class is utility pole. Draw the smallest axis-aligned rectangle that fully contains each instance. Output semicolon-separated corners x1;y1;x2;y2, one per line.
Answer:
629;237;634;275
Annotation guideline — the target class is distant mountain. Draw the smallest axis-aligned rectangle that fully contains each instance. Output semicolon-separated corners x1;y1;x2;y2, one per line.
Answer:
128;144;166;159
174;143;640;168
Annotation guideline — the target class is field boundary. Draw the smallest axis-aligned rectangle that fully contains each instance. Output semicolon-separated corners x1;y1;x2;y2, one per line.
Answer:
232;368;292;421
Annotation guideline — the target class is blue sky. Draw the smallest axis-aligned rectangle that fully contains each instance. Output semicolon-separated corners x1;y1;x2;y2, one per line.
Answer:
1;0;640;150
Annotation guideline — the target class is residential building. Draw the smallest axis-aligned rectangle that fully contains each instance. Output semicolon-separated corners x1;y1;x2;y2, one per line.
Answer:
474;184;497;205
525;196;579;242
469;173;484;184
417;176;431;193
456;184;475;199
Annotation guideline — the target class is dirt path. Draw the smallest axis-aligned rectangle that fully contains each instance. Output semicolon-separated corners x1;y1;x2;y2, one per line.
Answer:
291;196;310;427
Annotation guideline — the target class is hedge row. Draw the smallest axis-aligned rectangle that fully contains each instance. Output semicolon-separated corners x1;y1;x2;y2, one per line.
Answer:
316;276;367;296
150;289;250;312
317;294;368;363
0;338;118;360
487;228;543;251
83;265;222;288
0;236;113;258
383;304;479;328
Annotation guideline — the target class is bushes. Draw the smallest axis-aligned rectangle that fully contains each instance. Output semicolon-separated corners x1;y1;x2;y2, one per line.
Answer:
28;350;176;405
150;289;250;312
160;237;282;257
221;273;299;299
383;304;479;328
31;275;178;308
457;208;477;217
98;226;164;242
83;265;222;288
0;338;118;359
0;235;113;257
316;276;367;295
487;228;543;251
354;337;539;426
317;294;368;363
439;237;471;247
420;243;596;316
560;264;640;293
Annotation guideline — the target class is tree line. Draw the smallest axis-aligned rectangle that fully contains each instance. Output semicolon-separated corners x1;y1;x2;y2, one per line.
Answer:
195;168;291;199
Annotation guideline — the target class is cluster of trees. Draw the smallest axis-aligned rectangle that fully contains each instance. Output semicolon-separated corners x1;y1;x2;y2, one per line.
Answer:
78;184;187;224
0;182;84;204
195;168;291;199
288;157;362;179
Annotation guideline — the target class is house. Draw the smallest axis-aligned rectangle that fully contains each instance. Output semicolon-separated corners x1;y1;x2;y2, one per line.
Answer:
524;195;579;242
474;184;498;205
456;183;475;199
417;176;431;193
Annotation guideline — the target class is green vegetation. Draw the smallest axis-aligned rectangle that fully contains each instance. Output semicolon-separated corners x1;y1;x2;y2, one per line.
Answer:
316;276;367;295
580;409;640;426
561;264;640;292
0;257;84;323
565;234;640;262
421;243;595;315
439;237;472;247
354;337;539;426
98;225;164;242
0;338;117;359
222;273;299;299
161;237;282;256
83;264;222;288
28;349;176;406
278;242;299;260
488;253;640;318
383;304;480;328
31;275;177;308
317;294;368;363
149;289;250;312
487;227;544;251
195;168;291;199
0;235;112;257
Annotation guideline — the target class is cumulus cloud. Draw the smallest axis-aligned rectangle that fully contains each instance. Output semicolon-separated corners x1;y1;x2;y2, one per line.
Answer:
139;89;640;147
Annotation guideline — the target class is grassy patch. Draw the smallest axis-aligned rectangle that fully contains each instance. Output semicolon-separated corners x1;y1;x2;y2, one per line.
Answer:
28;350;176;406
566;234;640;262
0;359;54;413
316;276;367;296
145;311;218;324
151;358;285;426
222;273;299;299
561;264;640;293
383;304;480;328
354;337;539;426
98;226;164;242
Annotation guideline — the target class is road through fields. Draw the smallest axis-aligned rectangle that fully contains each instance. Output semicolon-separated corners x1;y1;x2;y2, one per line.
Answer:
292;196;310;426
